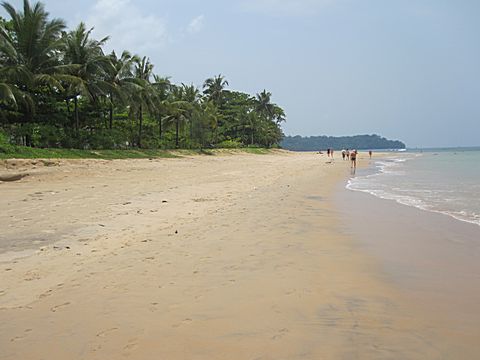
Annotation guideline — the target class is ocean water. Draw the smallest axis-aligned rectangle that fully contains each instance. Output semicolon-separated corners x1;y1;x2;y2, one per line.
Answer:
346;148;480;227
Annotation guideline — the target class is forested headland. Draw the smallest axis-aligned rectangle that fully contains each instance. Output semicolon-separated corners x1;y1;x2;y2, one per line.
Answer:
281;134;406;151
0;1;285;152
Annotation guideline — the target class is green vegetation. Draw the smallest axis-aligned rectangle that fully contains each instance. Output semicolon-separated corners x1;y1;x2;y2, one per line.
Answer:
0;144;178;159
0;129;276;159
0;1;286;155
281;134;406;151
0;144;277;160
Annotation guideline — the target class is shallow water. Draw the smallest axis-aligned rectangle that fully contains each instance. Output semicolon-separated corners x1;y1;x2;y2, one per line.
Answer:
347;148;480;227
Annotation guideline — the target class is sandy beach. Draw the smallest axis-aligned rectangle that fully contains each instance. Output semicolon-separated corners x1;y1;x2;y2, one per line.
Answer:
0;151;478;359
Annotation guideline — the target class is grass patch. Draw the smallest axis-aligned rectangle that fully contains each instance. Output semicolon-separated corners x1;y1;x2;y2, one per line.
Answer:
242;147;271;154
0;146;179;160
0;145;274;160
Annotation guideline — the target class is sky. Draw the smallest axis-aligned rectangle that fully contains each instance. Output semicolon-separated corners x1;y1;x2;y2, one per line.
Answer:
2;0;480;148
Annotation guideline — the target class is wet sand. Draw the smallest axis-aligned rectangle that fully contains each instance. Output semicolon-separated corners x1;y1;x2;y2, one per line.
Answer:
0;152;471;359
336;183;480;357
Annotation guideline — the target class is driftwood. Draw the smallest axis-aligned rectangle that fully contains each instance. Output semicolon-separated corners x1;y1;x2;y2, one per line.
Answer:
0;173;29;182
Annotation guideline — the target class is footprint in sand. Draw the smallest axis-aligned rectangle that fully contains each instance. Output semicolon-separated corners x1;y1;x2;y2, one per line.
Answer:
39;289;53;299
172;318;193;328
271;328;290;340
123;339;139;352
50;302;71;312
149;302;159;312
96;327;118;337
10;329;33;342
24;270;41;281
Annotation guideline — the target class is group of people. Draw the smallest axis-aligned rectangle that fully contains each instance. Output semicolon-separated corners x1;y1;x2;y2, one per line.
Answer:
341;149;358;169
322;148;373;170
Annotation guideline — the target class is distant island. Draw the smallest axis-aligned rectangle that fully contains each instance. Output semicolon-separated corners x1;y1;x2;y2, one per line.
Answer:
281;134;406;151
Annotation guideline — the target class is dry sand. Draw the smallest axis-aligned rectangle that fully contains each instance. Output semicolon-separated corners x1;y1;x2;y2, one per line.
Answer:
0;152;464;359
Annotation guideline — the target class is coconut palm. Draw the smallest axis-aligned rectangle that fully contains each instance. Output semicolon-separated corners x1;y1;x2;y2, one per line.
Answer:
203;74;228;106
62;22;111;130
1;0;66;80
180;83;202;146
105;50;138;129
0;0;68;144
151;74;171;140
272;105;286;124
255;90;275;120
130;56;158;147
0;18;32;109
161;85;191;148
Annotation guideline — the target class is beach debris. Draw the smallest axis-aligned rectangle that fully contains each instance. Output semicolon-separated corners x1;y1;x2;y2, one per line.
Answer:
122;202;131;205
0;173;29;182
162;200;168;203
98;224;105;227
175;230;178;234
41;160;57;167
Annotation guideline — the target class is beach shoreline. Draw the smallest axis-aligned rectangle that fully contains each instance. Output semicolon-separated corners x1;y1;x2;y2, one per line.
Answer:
1;151;476;359
336;176;480;356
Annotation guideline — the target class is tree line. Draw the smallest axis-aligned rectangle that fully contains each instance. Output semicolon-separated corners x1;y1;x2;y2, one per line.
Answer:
0;0;286;150
281;134;406;151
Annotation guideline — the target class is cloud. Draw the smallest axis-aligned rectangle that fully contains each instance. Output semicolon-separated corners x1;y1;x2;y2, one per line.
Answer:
187;15;205;34
86;0;168;55
240;0;335;16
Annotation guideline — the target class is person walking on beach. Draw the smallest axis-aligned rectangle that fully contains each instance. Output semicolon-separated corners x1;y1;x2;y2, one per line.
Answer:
369;150;372;159
342;149;346;160
350;149;357;169
327;148;330;157
346;149;350;160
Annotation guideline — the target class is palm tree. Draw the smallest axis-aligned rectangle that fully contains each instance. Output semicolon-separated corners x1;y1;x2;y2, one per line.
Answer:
0;18;31;110
163;85;189;148
131;56;157;147
1;0;65;80
199;100;220;148
255;90;275;120
0;65;33;111
105;50;137;129
151;74;171;140
62;22;111;131
203;74;228;106
1;0;67;144
272;104;286;124
181;83;201;147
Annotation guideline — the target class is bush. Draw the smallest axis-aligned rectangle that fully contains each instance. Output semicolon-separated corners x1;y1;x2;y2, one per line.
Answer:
32;125;65;148
0;130;15;153
216;139;243;149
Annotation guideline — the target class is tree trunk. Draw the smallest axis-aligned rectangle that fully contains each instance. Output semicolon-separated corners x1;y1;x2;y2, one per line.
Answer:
109;97;113;130
158;115;162;140
189;118;194;149
175;116;179;148
138;105;143;148
74;96;79;132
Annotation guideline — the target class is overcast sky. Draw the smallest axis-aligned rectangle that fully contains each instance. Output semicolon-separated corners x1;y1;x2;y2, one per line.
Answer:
2;0;480;147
